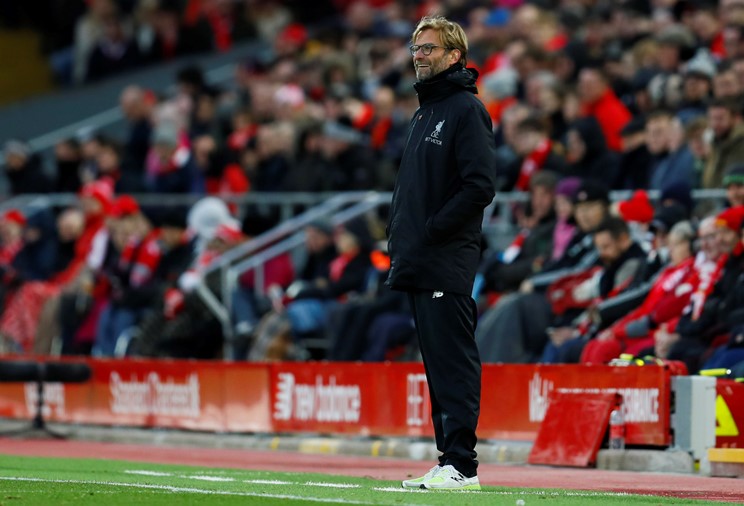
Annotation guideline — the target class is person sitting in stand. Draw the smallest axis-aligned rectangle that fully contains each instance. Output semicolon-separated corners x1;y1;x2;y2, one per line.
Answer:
0;181;111;354
664;206;744;372
475;179;610;364
127;209;199;358
500;116;567;191
92;196;160;356
250;217;374;361
580;220;696;363
480;171;558;299
542;216;648;363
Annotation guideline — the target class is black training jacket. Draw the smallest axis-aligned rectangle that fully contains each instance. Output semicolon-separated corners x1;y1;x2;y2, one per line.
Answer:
386;64;497;296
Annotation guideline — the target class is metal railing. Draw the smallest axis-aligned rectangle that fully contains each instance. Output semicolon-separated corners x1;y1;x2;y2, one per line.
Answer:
195;191;387;358
0;191;348;223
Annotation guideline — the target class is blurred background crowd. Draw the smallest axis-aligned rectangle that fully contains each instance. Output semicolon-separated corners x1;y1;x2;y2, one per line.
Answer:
0;0;743;378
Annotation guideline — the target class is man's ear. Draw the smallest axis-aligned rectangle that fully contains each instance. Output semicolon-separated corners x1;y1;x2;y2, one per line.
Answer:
451;49;461;65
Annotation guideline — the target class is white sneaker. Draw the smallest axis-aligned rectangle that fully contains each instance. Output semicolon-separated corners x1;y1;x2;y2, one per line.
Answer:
401;465;441;488
421;464;480;490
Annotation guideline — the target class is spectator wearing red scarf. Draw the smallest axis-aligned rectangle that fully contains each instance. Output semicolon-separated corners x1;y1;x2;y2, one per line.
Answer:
506;116;566;192
666;206;744;372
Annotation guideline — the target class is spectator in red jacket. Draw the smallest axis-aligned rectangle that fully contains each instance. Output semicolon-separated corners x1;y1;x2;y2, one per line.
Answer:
578;66;632;152
653;216;723;359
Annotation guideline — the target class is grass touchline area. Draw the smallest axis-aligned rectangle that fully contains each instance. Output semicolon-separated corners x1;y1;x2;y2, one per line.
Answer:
0;454;726;505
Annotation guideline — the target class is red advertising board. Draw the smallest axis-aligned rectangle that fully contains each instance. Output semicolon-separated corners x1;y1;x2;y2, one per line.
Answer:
0;358;272;433
479;364;673;445
268;363;672;445
0;360;697;446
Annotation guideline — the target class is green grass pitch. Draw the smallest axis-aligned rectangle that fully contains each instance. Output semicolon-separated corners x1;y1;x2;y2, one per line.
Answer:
0;455;724;505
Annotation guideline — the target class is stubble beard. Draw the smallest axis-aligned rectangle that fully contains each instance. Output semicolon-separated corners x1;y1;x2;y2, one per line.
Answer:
415;56;449;81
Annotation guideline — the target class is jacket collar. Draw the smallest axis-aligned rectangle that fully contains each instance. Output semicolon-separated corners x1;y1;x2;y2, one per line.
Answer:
414;64;479;105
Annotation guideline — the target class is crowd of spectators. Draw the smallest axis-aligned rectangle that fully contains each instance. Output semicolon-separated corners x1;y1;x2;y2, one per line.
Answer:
1;0;744;377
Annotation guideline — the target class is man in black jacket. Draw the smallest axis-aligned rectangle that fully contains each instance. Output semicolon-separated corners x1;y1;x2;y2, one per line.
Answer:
386;15;496;491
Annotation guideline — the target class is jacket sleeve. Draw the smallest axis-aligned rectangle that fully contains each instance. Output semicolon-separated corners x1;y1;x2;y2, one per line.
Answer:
676;297;722;342
425;103;496;242
597;282;651;325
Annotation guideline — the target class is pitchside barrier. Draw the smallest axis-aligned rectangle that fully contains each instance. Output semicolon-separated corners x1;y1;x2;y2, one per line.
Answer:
0;359;742;451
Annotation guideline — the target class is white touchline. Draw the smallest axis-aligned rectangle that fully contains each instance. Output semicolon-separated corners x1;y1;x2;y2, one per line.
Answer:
479;490;635;497
0;477;394;505
186;476;236;482
244;479;293;485
372;487;635;498
124;470;174;477
128;472;359;489
372;487;482;494
304;482;360;489
372;487;428;493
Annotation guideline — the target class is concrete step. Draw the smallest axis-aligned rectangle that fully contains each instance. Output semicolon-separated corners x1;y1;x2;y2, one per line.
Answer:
708;448;744;478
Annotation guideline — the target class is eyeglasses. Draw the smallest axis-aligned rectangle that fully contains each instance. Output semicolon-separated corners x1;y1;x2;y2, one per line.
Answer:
409;43;452;56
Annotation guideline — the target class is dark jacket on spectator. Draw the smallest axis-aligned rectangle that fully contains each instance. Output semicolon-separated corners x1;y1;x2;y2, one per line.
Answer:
11;210;58;281
151;155;200;194
530;231;600;290
565;117;620;185
55;158;82;193
648;146;695;190
330;145;379;191
7;155;52;195
295;250;372;300
300;243;338;283
86;39;142;82
485;211;556;292
616;144;652;189
123;118;152;174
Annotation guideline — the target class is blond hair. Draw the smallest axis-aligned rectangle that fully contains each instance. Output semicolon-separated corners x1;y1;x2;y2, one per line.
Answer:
412;15;468;67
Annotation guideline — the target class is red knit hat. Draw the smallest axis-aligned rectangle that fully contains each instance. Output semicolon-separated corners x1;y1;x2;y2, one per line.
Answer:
715;205;744;232
79;180;114;212
110;195;140;218
2;209;26;227
618;190;655;224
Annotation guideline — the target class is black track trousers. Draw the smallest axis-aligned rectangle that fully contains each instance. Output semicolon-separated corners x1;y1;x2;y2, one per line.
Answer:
407;290;480;477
